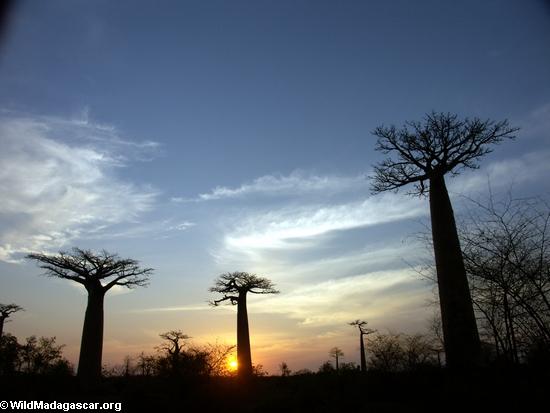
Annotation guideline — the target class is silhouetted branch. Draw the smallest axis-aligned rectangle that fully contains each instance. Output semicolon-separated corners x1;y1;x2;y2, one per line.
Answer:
209;272;279;299
0;303;24;319
371;112;518;196
26;248;153;291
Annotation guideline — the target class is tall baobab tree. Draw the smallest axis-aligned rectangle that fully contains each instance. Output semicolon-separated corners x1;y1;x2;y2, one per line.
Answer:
0;303;24;337
26;248;153;385
371;112;517;368
349;320;376;373
329;347;344;371
210;272;279;378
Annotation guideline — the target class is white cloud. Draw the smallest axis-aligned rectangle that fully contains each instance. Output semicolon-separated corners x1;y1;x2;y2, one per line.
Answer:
222;192;426;253
449;150;550;195
247;268;432;328
90;219;196;240
173;170;370;202
211;149;549;266
130;304;215;313
0;114;159;262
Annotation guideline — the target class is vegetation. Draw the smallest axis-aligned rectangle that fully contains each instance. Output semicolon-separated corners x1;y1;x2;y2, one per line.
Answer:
210;272;279;378
0;303;24;338
26;248;153;386
0;333;72;376
459;193;550;364
371;112;517;369
328;347;344;371
349;319;376;372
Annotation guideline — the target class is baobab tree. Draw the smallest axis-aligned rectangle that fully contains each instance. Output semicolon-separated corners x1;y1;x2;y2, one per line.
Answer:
157;330;191;374
371;112;517;368
210;272;279;378
329;347;344;371
0;303;24;337
26;248;153;385
349;320;376;373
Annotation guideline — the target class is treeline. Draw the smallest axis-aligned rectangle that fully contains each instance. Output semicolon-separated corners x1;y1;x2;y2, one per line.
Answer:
108;330;236;378
0;333;72;376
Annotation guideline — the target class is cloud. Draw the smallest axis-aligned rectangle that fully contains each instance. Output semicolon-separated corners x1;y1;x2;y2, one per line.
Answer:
517;102;550;143
130;304;215;313
448;150;550;195
0;113;159;262
248;268;432;329
89;219;196;240
220;192;426;258
172;170;370;202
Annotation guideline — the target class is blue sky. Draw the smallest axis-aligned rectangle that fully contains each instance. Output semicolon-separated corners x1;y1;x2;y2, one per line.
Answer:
1;0;549;372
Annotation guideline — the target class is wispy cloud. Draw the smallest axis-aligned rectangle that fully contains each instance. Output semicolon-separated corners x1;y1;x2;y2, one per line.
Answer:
217;193;426;263
172;170;370;202
449;150;550;195
201;147;550;336
89;219;196;240
251;268;431;328
0;113;160;262
129;304;215;313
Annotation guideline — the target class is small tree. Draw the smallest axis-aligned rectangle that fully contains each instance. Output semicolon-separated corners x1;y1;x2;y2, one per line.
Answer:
200;341;236;376
318;360;335;374
279;361;292;376
460;193;550;363
371;112;517;368
157;330;190;374
210;272;279;378
20;335;72;375
0;333;21;375
26;248;153;385
0;303;24;338
367;334;406;372
349;320;376;373
329;347;344;371
136;352;156;376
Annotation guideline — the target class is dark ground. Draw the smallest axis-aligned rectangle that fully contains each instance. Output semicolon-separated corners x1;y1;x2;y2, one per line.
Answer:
1;367;547;412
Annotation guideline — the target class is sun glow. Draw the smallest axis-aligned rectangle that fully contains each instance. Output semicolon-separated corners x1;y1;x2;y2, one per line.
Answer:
228;357;238;371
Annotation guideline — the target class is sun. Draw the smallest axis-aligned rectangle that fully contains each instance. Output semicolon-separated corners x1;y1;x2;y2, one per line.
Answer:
227;357;238;371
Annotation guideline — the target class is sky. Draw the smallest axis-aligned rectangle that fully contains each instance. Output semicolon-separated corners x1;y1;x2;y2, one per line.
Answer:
1;0;550;374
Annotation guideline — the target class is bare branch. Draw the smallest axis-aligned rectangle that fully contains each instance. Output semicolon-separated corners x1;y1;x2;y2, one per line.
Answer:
209;271;279;305
0;303;24;318
26;248;153;291
371;112;518;196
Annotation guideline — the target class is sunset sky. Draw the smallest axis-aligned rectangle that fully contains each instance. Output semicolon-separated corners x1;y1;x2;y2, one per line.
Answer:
1;0;550;374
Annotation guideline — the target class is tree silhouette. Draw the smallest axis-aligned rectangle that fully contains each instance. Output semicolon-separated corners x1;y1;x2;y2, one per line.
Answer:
157;330;192;374
279;361;292;376
26;248;152;385
158;330;191;357
329;347;344;371
349;320;376;373
460;193;550;362
0;303;24;338
210;272;279;378
371;112;517;368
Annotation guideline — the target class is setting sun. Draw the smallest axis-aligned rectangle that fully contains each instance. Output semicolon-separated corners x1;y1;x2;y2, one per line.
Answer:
228;358;238;371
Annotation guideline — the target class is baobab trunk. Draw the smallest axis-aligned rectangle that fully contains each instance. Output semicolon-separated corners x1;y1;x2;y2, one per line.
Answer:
429;174;481;369
359;333;367;373
0;316;5;338
77;286;105;385
237;291;253;377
